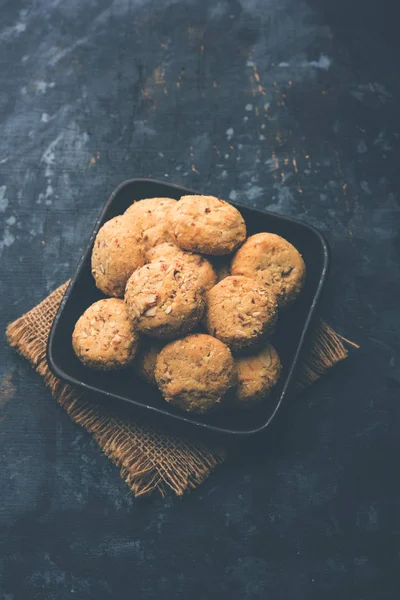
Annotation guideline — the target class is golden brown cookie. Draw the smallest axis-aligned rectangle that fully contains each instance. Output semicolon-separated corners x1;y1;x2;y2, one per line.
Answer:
231;232;306;309
147;242;217;291
125;197;177;250
91;215;146;297
227;344;281;409
155;333;236;414
134;339;165;385
72;299;139;370
203;276;277;352
169;195;246;255
125;258;206;339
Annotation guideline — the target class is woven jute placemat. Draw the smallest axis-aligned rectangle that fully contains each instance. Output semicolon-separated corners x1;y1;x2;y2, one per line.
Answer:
6;281;355;497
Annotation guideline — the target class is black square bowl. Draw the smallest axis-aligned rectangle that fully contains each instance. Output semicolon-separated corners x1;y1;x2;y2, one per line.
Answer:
47;179;330;438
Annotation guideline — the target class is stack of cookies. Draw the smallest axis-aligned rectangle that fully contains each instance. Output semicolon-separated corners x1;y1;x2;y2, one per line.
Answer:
72;195;306;414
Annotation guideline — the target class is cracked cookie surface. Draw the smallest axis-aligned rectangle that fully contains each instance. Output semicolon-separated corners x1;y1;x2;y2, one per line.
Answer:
204;275;277;352
72;298;139;370
147;242;217;291
124;258;206;339
91;215;146;297
169;195;246;255
125;197;177;250
231;232;306;309
155;333;236;414
227;344;281;409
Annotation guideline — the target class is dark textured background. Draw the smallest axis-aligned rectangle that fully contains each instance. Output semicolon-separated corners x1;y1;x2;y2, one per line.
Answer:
1;0;399;598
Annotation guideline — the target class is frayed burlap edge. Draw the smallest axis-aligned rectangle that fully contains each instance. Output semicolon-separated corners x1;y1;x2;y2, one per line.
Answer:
294;320;358;392
5;281;356;497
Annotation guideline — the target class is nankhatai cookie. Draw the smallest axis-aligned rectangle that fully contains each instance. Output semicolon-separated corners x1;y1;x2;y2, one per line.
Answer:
124;258;206;339
91;215;145;297
155;333;236;413
203;276;277;352
227;344;281;409
72;299;139;370
231;233;305;309
169;195;246;255
125;197;177;250
147;242;217;291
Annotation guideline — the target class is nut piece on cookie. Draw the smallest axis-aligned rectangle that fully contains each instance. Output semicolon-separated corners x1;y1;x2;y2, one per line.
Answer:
91;215;146;297
231;232;306;309
125;197;177;250
72;298;140;370
155;333;236;414
227;344;281;410
147;242;217;291
204;276;277;352
134;339;165;385
169;195;246;255
124;258;206;339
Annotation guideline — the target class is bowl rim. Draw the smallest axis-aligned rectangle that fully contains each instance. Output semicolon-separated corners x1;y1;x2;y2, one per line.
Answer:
47;178;330;437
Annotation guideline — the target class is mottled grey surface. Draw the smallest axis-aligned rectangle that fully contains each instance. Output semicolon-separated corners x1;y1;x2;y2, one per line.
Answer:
1;0;399;598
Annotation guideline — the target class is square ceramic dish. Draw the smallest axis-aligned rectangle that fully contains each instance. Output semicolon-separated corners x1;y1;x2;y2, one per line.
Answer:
47;179;329;438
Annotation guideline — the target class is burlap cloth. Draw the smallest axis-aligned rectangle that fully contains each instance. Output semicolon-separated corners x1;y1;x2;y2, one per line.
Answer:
6;281;355;497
